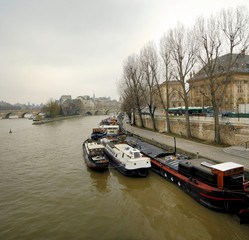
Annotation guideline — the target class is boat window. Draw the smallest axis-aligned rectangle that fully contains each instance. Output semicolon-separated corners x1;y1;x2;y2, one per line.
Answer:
92;149;103;156
134;152;140;158
122;153;124;158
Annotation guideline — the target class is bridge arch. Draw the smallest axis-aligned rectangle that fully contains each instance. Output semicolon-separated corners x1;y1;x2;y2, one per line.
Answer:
5;112;18;118
21;112;32;118
105;109;118;115
85;111;92;115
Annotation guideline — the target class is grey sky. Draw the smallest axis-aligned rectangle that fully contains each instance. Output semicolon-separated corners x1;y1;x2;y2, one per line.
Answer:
0;0;248;104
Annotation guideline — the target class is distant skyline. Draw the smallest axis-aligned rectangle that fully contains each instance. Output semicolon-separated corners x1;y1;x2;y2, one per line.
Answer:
0;0;248;104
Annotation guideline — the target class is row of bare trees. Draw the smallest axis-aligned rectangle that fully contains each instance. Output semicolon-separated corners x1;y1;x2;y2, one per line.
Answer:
118;6;249;144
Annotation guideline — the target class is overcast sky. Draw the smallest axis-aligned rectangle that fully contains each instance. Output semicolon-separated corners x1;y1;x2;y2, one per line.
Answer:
0;0;248;104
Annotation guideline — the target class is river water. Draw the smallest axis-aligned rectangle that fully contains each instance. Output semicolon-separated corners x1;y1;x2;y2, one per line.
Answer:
0;116;248;240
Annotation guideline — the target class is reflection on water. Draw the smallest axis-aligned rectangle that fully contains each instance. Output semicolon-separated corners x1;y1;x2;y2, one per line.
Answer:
0;116;249;240
88;168;110;194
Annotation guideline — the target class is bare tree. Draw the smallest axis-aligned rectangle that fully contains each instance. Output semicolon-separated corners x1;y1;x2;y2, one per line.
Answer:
168;23;198;138
194;6;249;144
121;54;145;127
194;14;223;144
157;32;174;133
118;78;135;123
139;42;159;130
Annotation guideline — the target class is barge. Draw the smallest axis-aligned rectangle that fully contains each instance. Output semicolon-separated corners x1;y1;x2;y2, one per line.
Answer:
83;139;109;171
125;135;249;223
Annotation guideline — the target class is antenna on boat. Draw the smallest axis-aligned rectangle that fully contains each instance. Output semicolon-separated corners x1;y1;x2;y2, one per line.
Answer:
173;137;176;155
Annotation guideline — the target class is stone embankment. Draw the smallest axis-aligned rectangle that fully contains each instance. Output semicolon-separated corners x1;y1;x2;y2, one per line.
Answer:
124;122;249;171
136;115;249;146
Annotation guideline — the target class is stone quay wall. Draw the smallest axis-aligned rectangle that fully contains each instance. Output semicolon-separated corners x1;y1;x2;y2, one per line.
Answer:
135;115;249;146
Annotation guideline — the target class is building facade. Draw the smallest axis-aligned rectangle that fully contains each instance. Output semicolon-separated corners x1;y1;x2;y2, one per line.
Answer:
60;95;72;104
76;96;95;108
158;80;185;109
188;53;249;112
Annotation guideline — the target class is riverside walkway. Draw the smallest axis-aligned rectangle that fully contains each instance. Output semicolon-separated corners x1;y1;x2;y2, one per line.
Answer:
124;123;249;170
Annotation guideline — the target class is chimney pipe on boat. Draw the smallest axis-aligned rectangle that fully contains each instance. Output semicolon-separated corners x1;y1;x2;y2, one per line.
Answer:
173;137;176;155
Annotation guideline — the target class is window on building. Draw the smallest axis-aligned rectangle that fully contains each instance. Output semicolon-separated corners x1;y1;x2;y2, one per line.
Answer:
238;81;243;93
178;88;182;100
196;86;200;97
205;85;210;95
172;93;176;101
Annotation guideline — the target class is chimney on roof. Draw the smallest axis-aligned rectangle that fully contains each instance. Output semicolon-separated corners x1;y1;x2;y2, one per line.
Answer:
241;49;246;70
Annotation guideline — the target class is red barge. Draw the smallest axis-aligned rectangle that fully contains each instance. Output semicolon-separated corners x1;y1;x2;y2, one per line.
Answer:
126;136;249;223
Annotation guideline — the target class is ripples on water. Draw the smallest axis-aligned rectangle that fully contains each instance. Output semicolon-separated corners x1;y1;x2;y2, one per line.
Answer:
0;116;249;240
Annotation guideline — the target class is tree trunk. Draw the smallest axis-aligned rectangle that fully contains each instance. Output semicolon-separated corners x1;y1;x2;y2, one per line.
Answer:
165;85;171;133
150;112;157;130
138;108;144;128
165;111;171;133
184;99;191;138
213;108;220;144
132;109;136;125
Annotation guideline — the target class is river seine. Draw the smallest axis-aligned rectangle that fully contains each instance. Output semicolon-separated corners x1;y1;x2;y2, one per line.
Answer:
0;116;248;240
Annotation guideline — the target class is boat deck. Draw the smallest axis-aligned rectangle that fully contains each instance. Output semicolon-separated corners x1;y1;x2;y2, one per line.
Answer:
155;157;183;171
125;136;170;158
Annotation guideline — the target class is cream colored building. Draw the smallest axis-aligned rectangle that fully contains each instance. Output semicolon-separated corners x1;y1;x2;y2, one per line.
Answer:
76;96;95;108
188;53;249;112
60;95;71;104
159;80;185;109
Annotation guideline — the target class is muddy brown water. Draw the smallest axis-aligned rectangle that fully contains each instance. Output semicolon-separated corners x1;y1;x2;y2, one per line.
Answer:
0;116;248;240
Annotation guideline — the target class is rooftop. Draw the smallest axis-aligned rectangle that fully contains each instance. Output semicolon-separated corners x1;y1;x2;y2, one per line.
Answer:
211;162;244;172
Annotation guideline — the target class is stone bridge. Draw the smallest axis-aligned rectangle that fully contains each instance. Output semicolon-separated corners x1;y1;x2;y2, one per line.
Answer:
83;108;119;116
0;107;120;118
0;109;41;118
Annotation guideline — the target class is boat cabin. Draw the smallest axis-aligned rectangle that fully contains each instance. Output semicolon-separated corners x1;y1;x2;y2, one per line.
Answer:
211;162;244;190
115;144;142;160
86;142;105;157
100;125;119;138
178;159;244;190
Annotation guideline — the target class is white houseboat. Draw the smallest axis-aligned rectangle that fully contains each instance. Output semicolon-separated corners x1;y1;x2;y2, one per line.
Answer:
101;139;151;177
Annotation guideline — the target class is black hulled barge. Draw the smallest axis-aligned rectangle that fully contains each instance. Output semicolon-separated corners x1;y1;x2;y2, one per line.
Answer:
125;136;249;223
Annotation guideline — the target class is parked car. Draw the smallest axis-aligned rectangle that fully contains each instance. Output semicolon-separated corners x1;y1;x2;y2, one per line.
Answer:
222;112;236;117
